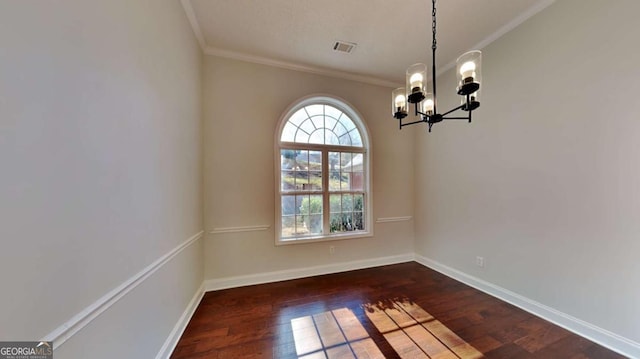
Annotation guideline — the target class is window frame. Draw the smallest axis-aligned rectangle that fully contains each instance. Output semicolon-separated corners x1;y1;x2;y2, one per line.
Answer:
274;95;373;245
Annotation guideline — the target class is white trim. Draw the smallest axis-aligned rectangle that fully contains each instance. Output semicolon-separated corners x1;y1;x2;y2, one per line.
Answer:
414;255;640;359
43;231;204;349
376;216;413;223
182;0;555;87
204;253;413;291
209;225;271;234
179;0;207;52
204;46;401;88
274;95;374;246
436;0;557;77
178;1;400;88
155;282;205;359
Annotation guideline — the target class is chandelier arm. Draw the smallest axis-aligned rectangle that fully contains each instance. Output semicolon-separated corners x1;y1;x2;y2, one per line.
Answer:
400;119;426;128
440;104;465;117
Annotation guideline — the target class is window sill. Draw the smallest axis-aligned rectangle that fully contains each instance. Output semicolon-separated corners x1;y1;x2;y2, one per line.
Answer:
276;231;373;246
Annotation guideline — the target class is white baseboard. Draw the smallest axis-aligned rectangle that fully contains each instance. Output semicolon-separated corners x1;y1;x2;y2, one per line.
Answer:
414;254;640;359
155;282;205;359
204;253;414;291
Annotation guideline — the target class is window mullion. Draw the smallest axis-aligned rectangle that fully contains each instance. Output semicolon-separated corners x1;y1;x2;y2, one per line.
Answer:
322;150;329;234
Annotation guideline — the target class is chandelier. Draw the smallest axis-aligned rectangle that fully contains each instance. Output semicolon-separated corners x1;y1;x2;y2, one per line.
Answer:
392;0;482;132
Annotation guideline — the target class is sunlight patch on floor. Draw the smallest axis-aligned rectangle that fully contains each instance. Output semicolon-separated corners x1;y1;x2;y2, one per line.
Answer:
291;299;483;359
363;298;484;359
291;307;385;359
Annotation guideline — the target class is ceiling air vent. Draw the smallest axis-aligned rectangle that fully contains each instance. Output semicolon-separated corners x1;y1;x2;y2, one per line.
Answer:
333;41;357;54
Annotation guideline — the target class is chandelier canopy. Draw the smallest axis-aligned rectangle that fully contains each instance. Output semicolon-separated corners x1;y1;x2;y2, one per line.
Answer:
392;0;482;132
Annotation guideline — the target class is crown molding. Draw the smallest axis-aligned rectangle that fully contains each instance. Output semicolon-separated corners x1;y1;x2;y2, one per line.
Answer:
437;0;557;77
180;0;556;87
180;0;206;51
204;46;403;88
179;0;401;88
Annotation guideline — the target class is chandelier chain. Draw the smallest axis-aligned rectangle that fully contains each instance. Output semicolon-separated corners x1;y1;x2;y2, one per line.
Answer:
432;0;437;51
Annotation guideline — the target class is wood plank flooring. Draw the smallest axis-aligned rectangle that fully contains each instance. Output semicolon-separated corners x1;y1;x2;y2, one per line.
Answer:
171;262;625;358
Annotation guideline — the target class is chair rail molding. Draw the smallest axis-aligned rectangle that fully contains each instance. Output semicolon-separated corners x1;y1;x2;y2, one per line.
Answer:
42;230;204;349
209;225;271;234
375;216;413;223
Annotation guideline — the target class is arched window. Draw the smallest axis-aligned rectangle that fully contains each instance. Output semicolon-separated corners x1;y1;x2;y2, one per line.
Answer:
275;95;372;244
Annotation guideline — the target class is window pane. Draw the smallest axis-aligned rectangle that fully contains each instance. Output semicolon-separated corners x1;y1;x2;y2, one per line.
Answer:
329;152;340;170
282;216;295;237
311;115;324;130
325;131;340;145
354;194;364;211
351;171;364;191
342;213;353;230
329;171;340;191
325;105;342;121
342;194;353;212
338;173;349;191
297;150;309;168
342;172;352;191
329;152;340;191
281;149;298;169
281;123;296;142
350;154;363;171
295;131;309;143
330;213;342;233
282;195;296;215
309;171;322;190
281;103;363;147
290;150;306;190
289;108;308;126
300;119;315;134
309;195;323;215
351;129;363;147
339;134;352;146
354;212;364;230
324;116;338;131
281;170;295;191
309;151;322;170
334;123;348;137
340;114;356;131
309;129;324;144
305;104;324;117
340;152;352;169
330;194;341;212
307;214;322;234
295;215;307;235
298;195;322;235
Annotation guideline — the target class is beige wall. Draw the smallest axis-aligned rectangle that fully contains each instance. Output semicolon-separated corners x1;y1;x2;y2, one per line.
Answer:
203;56;414;280
0;0;203;357
415;0;640;348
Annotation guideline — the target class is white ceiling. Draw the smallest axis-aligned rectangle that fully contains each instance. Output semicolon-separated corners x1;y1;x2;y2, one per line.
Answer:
182;0;555;87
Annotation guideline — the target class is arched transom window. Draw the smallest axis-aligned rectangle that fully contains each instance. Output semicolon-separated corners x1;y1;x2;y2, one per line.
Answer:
275;96;372;244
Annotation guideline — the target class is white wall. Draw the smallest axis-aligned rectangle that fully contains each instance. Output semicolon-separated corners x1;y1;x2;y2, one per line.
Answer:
203;56;414;282
415;0;640;354
0;0;203;357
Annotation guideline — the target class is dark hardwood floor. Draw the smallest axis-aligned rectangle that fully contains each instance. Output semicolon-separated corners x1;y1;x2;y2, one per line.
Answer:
171;262;625;358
